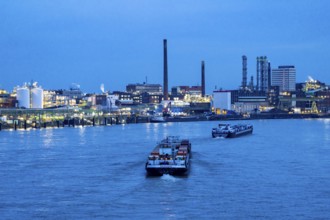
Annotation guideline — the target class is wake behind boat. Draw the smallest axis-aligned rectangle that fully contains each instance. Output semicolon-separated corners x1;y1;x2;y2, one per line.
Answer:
212;123;253;138
145;136;191;176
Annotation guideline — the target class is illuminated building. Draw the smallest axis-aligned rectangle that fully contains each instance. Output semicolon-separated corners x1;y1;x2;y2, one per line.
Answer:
213;90;231;111
0;89;16;108
112;91;134;105
256;56;271;92
43;88;83;109
271;66;296;92
126;83;162;95
294;77;330;112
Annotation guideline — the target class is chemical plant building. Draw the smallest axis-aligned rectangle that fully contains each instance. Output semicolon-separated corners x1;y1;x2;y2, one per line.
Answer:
256;56;271;92
0;89;16;108
43;86;85;109
126;83;162;95
213;55;330;114
171;86;202;99
271;66;296;92
213;55;272;113
125;83;163;105
213;91;231;114
16;83;44;109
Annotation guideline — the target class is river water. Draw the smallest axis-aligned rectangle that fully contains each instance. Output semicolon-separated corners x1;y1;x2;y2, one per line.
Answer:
0;119;330;219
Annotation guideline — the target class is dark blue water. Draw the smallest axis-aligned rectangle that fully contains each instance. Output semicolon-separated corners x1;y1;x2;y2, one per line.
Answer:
1;119;330;219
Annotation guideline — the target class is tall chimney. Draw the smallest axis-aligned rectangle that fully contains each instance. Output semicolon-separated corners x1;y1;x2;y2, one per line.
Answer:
242;55;247;89
163;39;168;100
201;61;205;97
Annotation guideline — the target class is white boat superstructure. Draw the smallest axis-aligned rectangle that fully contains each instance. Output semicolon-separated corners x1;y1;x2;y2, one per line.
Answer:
145;136;191;175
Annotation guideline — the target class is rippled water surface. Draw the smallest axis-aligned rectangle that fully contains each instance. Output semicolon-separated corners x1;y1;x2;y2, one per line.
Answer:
1;119;330;219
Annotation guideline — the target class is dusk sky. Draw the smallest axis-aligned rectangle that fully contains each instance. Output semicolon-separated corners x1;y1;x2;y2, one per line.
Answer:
1;0;330;94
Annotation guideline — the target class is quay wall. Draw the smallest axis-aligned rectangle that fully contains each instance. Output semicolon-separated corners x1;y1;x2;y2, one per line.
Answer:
0;111;329;131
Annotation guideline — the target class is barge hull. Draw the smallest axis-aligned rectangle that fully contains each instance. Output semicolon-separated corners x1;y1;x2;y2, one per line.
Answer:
227;129;253;138
146;167;189;176
212;133;228;138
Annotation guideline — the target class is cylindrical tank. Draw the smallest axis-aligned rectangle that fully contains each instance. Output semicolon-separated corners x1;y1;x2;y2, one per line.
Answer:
31;87;44;109
17;87;30;108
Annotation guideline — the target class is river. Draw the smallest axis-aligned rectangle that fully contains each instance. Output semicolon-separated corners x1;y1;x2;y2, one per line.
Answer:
1;119;330;219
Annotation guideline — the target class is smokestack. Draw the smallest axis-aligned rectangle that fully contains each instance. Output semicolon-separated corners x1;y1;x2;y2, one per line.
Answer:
267;61;271;90
163;39;168;100
201;61;205;97
256;57;260;91
242;55;247;89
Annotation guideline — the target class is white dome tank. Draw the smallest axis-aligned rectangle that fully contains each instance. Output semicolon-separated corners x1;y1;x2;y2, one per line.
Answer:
31;87;44;109
17;87;30;108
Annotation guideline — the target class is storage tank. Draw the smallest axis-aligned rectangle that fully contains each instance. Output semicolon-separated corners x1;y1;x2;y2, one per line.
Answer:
31;87;44;109
16;87;30;108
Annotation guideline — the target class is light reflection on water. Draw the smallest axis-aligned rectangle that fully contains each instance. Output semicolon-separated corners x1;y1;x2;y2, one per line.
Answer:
321;118;330;144
42;129;54;148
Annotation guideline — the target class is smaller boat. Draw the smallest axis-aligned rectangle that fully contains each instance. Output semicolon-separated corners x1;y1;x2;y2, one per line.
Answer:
212;123;253;138
145;136;191;176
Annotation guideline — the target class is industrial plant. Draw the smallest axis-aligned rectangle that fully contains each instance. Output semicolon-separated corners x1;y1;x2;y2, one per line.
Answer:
213;55;330;116
1;39;330;130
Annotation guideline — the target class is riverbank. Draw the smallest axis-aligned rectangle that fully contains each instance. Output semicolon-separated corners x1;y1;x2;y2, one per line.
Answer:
1;112;329;131
208;113;330;120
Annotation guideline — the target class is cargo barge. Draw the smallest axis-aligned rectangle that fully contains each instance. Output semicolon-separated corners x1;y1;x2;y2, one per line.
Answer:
212;123;253;138
145;136;191;176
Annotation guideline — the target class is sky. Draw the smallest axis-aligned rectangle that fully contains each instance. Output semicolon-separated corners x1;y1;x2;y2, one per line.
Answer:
1;0;330;94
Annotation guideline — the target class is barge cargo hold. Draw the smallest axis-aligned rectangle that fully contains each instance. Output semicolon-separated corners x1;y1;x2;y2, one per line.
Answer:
145;136;191;176
212;123;253;138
